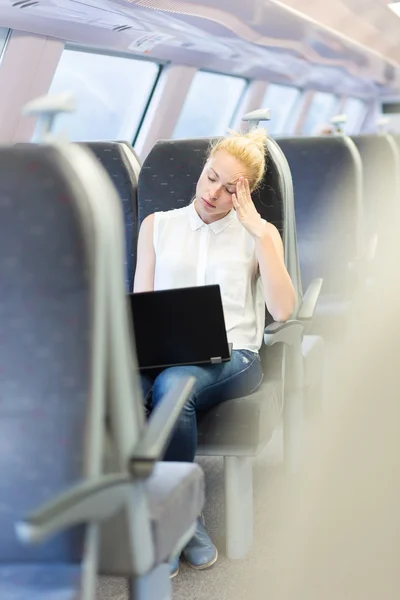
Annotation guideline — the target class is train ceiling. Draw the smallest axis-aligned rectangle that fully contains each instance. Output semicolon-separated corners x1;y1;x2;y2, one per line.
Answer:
0;0;398;97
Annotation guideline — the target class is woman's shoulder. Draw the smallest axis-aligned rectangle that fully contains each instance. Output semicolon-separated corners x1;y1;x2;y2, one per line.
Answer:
146;205;190;225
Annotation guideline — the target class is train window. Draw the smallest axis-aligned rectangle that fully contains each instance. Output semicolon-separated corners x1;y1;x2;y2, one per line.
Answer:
260;83;302;135
172;70;247;138
0;28;10;62
342;98;367;133
302;91;340;135
44;48;160;141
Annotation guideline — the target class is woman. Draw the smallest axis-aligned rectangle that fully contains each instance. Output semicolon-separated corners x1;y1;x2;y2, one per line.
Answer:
134;128;296;577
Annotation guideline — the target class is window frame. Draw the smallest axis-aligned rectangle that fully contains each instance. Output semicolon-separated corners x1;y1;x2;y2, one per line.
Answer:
172;67;250;139
0;28;11;64
259;81;304;136
50;43;164;143
301;90;341;135
341;96;368;134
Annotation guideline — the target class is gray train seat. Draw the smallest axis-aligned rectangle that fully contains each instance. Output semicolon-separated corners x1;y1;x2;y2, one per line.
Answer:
277;136;364;338
350;134;400;265
390;134;400;161
136;136;323;558
78;141;141;291
0;141;204;600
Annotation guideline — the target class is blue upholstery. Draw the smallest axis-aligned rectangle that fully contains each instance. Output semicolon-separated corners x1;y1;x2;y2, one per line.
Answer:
277;136;363;297
79;141;140;291
276;136;363;341
137;137;284;235
0;145;91;597
0;140;206;595
0;565;81;600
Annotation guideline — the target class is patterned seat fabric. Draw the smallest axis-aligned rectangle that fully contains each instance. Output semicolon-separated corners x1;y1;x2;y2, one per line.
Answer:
277;136;364;297
79;141;140;291
137;138;284;232
0;143;206;595
0;145;91;596
0;565;81;600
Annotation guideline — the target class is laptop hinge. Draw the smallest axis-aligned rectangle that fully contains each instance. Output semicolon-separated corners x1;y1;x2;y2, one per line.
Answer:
210;356;222;364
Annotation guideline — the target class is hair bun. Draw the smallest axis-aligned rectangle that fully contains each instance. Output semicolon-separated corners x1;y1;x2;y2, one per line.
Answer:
243;127;268;154
209;127;268;191
226;127;268;154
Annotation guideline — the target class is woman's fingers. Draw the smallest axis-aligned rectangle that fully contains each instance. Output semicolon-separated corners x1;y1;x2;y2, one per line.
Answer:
244;178;251;199
237;177;251;205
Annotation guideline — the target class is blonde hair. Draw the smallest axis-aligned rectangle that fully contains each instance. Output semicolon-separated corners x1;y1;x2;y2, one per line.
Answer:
208;128;268;192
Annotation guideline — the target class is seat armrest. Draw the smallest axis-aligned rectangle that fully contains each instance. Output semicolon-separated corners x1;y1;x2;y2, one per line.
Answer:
17;377;196;544
264;320;304;346
297;278;323;321
129;375;195;477
16;474;132;545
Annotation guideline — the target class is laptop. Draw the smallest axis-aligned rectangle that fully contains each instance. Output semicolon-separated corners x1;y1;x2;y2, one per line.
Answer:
128;285;232;370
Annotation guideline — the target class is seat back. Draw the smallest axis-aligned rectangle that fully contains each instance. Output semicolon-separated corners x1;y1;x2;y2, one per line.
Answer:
4;125;202;585
137;136;302;322
350;134;400;243
277;136;364;295
0;143;103;565
79;141;141;292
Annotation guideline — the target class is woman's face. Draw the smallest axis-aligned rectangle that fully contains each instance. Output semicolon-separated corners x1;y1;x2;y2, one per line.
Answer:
195;150;250;223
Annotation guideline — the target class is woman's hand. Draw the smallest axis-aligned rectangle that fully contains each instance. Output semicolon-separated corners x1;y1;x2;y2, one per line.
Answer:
232;177;266;239
233;178;296;321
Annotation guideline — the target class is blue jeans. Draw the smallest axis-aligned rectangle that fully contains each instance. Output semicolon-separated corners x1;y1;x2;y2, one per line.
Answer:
140;350;263;462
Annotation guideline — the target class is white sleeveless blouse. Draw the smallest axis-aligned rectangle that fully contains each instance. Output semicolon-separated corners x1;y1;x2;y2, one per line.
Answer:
153;202;266;353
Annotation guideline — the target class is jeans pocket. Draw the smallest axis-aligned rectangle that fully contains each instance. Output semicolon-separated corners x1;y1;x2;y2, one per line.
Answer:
240;349;260;363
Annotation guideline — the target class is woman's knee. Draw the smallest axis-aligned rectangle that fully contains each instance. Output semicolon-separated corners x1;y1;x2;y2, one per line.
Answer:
152;368;196;411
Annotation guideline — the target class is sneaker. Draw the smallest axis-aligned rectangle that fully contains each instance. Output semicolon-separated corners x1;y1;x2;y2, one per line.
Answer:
170;554;180;579
182;516;218;570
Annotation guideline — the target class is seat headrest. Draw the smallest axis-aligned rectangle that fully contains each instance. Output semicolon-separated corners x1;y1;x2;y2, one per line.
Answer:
78;141;141;292
277;136;363;293
137;137;284;239
0;143;91;563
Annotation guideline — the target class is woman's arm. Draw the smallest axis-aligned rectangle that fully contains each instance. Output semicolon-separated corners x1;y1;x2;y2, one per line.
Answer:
254;223;296;322
233;178;296;322
133;214;156;293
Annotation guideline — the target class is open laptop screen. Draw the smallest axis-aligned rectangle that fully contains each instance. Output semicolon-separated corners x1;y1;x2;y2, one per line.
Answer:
128;285;231;370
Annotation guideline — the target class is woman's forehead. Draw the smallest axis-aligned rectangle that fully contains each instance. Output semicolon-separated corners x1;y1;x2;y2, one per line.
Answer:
207;151;248;183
